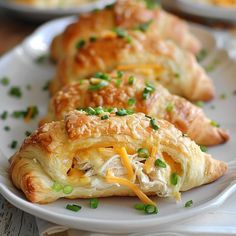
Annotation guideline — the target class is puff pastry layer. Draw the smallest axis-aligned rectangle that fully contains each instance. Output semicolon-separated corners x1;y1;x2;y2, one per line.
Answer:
43;72;228;146
50;0;201;61
51;31;214;101
10;111;227;204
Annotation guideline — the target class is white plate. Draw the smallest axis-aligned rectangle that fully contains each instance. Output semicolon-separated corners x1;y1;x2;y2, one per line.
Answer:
162;0;236;22
0;0;115;21
0;17;236;234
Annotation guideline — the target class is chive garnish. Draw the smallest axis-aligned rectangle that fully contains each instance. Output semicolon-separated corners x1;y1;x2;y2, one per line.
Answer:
113;28;127;38
128;98;136;106
134;203;146;211
128;76;135;85
1;111;8;120
42;81;50;91
136;20;153;32
155;159;166;168
166;103;174;112
195;101;204;107
25;131;31;137
101;115;109;120
170;173;178;186
115;79;122;87
93;72;109;80
66;204;82;212
116;108;128;116
4;126;10;131
200;145;208;152
12;106;39;119
52;182;63;192
144;0;159;9
142;83;155;100
63;185;73;194
35;54;48;64
76;39;86;49
10;140;18;149
210;120;220;127
137;148;149;159
88;80;109;91
185;200;193;208
196;49;208;62
84;107;96;116
90;198;99;209
90;36;97;42
8;86;22;98
150;118;159;131
0;76;9;86
144;204;158;214
219;93;226;100
117;71;124;78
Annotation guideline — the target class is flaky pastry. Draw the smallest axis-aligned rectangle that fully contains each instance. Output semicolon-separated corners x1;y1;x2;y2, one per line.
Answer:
10;111;227;204
50;0;201;61
43;72;228;146
51;31;214;102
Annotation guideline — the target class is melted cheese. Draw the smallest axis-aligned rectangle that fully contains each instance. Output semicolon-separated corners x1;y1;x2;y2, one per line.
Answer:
144;146;157;174
67;168;90;185
105;170;156;206
162;152;182;175
116;147;134;181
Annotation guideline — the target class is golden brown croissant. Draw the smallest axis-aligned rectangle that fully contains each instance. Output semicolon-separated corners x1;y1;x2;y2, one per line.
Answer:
43;72;228;146
51;31;214;101
10;111;227;204
50;0;201;61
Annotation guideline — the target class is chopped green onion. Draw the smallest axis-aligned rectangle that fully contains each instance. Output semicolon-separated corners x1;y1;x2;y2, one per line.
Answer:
0;76;10;86
166;103;174;112
137;148;149;159
134;203;146;211
35;54;48;64
79;79;84;85
210;120;220;127
113;28;127;38
88;80;109;91
144;204;158;214
155;159;166;168
182;133;188;137
204;59;219;72
170;173;179;186
10;140;18;149
63;185;73;194
84;107;96;115
90;36;97;42
94;107;103;115
128;98;136;106
8;86;22;98
115;79;122;87
116;108;128;116
25;131;31;137
144;0;159;9
145;115;152;119
4;126;10;131
76;39;86;49
219;93;226;100
12;106;39;119
52;182;63;192
150;118;159;131
136;20;153;32
200;145;208;152
90;198;99;209
93;72;109;81
1;111;8;120
126;109;134;115
128;76;135;85
101;115;109;120
196;49;208;63
184;200;193;208
117;71;124;78
142;83;155;100
175;73;180;79
42;81;50;91
66;204;82;212
195;101;204;107
126;35;133;44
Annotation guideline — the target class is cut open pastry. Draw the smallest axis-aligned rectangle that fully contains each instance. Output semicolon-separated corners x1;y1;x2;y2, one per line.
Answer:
50;0;201;61
51;31;214;102
10;111;227;204
43;72;228;146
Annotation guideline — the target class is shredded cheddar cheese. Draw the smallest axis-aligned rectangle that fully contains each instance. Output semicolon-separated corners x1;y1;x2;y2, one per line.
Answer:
116;147;134;181
105;170;156;206
116;64;163;73
144;146;158;174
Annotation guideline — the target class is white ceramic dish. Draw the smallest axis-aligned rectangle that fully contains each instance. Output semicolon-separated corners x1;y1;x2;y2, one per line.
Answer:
162;0;236;22
0;17;236;234
0;0;115;21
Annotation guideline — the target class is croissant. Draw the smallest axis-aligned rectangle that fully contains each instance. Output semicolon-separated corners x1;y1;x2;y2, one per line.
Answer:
50;0;201;61
10;111;227;204
43;72;228;146
51;31;214;102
